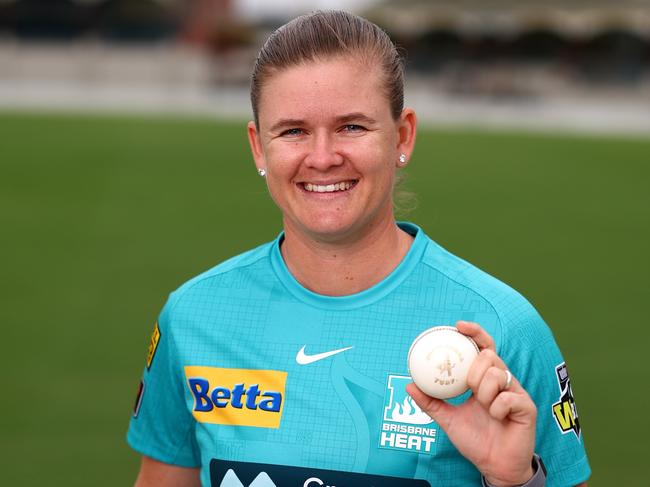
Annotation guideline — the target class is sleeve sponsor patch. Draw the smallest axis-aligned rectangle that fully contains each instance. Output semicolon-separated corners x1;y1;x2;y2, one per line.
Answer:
146;321;161;370
551;362;582;439
133;380;145;418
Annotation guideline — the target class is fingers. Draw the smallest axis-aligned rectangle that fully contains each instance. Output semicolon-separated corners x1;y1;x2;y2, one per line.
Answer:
472;366;535;425
424;321;535;425
406;382;442;413
465;340;524;414
456;320;495;351
466;348;507;392
406;382;454;428
468;352;511;410
475;366;508;409
489;389;537;423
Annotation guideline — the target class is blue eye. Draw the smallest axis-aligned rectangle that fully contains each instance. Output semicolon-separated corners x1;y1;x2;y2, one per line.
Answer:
343;124;365;133
281;128;303;137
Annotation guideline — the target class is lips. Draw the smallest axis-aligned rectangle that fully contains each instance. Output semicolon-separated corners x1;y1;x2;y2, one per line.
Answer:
300;180;358;193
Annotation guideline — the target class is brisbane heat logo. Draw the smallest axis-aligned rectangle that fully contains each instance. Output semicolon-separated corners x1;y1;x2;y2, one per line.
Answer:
379;375;437;455
184;367;287;429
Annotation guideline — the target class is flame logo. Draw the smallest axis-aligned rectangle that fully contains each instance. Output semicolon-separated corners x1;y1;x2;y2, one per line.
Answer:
389;396;433;425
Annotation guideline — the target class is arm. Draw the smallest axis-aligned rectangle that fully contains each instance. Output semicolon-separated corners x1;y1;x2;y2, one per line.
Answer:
408;321;536;487
134;456;201;487
127;301;202;482
409;321;590;487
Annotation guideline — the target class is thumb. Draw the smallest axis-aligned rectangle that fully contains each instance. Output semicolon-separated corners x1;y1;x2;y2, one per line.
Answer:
406;382;455;429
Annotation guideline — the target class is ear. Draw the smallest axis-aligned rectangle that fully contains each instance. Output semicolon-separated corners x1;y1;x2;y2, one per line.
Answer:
396;108;417;164
247;121;267;172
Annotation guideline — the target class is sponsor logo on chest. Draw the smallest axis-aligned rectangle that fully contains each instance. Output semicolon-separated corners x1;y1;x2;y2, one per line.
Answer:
211;459;431;486
185;366;287;429
379;374;438;455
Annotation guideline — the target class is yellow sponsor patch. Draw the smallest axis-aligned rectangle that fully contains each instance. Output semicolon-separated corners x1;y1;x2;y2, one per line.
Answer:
551;362;581;439
184;366;287;429
553;401;575;431
146;322;160;369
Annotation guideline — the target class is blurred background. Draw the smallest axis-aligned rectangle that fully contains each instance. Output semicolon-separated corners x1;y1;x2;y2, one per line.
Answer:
0;1;648;486
1;0;649;132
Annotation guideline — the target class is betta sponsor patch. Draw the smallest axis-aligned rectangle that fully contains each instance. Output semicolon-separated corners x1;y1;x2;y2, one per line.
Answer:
184;366;287;429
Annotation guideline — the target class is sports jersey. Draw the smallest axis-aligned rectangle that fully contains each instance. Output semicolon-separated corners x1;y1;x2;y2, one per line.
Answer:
127;222;591;487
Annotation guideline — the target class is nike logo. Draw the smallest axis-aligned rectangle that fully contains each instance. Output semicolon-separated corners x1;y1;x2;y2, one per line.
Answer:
295;345;353;365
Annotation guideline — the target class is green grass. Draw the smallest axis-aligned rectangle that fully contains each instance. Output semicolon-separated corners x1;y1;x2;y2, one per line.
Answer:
1;112;648;485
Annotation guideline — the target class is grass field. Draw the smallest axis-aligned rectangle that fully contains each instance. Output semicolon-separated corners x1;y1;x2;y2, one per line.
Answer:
1;112;648;485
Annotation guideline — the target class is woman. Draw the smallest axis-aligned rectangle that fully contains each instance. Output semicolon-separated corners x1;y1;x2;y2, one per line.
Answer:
128;11;591;487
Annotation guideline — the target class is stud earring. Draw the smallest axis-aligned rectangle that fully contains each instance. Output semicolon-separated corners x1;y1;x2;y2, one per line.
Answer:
257;168;266;177
398;154;407;166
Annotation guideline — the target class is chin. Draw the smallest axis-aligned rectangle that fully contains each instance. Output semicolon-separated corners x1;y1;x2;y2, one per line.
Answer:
300;216;369;242
307;223;351;239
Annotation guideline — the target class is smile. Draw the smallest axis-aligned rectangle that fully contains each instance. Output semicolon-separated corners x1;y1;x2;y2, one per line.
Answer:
301;180;358;193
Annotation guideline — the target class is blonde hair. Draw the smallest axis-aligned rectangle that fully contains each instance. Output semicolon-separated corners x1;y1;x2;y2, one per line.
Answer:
250;10;405;127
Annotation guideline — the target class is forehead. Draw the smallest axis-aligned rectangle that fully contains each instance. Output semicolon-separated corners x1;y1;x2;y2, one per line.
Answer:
257;56;391;125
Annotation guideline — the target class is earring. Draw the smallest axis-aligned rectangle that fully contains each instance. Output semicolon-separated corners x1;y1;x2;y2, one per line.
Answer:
257;168;266;177
398;154;407;166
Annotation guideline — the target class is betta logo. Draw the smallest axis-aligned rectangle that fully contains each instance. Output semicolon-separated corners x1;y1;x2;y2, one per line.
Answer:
185;366;287;429
188;380;282;412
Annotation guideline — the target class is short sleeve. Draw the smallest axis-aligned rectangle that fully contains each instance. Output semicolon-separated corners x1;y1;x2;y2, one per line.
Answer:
126;294;201;467
499;302;591;487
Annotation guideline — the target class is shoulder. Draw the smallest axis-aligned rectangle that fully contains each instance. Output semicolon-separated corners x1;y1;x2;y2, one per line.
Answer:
162;239;275;319
418;231;554;351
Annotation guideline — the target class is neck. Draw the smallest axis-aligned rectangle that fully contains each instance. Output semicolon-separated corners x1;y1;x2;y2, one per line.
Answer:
280;218;414;296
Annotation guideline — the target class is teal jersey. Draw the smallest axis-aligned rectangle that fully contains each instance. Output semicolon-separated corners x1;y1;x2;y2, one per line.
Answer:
127;223;590;487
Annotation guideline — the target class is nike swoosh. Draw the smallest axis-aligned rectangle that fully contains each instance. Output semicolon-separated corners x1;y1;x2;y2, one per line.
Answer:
296;345;353;365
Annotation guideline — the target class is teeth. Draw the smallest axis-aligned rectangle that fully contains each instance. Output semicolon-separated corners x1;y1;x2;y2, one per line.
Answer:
303;181;354;193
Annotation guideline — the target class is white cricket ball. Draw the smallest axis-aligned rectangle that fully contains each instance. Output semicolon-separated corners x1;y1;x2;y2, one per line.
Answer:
408;326;480;400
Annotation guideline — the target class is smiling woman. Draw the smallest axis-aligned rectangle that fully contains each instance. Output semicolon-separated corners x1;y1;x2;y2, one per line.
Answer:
247;56;416;293
127;10;591;487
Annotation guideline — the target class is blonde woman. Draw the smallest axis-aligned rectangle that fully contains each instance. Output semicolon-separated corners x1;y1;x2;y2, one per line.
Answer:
128;11;590;487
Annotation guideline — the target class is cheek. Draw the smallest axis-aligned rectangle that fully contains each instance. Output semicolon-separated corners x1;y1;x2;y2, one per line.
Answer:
364;146;396;181
264;178;289;215
265;143;304;174
373;157;399;199
264;163;298;209
265;171;288;199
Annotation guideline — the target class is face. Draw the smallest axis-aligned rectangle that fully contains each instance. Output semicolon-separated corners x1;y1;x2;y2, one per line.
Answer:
248;56;416;243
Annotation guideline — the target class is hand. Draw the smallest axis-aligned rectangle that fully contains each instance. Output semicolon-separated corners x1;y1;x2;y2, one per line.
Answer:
406;321;537;487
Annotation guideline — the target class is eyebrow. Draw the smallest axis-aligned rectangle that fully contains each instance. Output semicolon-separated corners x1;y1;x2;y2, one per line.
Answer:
269;119;305;133
335;113;377;125
268;113;378;133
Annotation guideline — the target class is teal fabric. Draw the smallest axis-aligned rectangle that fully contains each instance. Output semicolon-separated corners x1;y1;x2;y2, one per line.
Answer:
127;222;590;487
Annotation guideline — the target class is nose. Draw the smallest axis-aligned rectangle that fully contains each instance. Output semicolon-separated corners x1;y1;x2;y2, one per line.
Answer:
304;131;344;170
